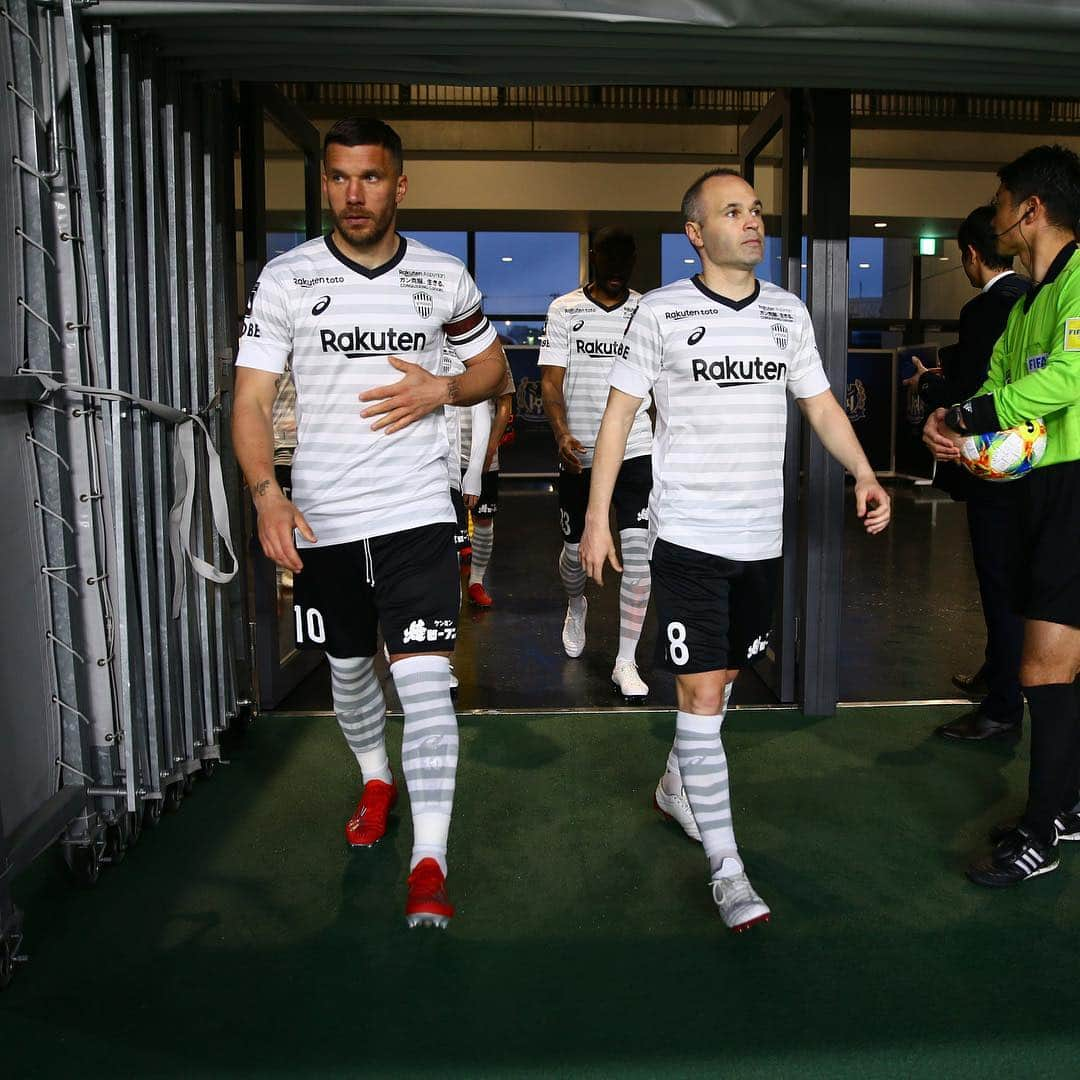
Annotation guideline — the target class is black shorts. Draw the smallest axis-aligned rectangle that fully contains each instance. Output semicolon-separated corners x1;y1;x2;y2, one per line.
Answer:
450;487;469;552
464;470;499;519
292;522;459;657
650;539;779;674
1014;460;1080;628
558;454;652;543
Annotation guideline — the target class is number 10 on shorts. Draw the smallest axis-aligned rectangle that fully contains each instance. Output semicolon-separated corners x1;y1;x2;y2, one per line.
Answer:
667;621;689;666
294;604;326;645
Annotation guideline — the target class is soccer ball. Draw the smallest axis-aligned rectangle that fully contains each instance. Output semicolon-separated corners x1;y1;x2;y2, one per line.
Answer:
959;418;1047;482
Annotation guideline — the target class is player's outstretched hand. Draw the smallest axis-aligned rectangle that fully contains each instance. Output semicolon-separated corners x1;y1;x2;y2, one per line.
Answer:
854;476;891;535
580;516;621;585
923;407;963;461
558;433;586;473
256;492;316;572
359;355;446;434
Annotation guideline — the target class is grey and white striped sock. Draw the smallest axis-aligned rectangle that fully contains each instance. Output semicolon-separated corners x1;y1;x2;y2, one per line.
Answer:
469;520;494;586
391;654;459;874
616;529;651;663
676;686;740;876
559;542;587;612
327;653;391;784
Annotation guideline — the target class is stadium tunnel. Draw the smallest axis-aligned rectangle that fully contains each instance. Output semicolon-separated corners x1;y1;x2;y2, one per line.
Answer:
3;0;1080;1058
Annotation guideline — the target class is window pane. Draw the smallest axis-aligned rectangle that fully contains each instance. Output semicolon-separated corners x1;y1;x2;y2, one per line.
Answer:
401;230;468;264
494;320;545;346
919;239;978;320
266;231;306;259
849;237;911;318
476;232;579;315
661;232;698;285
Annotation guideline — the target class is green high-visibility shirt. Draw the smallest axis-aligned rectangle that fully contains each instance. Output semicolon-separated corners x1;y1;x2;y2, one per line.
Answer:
979;244;1080;468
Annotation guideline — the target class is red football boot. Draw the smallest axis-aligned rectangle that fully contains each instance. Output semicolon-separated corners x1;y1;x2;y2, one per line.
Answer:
467;582;493;608
344;777;398;848
405;858;455;929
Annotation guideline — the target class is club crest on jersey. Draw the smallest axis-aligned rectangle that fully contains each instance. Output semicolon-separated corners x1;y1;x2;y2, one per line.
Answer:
412;291;434;319
311;295;331;316
687;326;706;346
771;322;789;350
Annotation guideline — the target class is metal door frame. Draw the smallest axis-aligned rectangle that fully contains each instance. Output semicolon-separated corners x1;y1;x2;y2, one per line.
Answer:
239;84;324;709
739;90;804;704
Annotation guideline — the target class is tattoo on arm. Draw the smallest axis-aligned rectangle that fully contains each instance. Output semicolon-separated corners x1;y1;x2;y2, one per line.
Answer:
253;479;272;498
446;377;460;404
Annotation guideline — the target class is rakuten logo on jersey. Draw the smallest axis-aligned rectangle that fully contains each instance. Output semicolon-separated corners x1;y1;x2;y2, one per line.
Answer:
320;327;428;357
692;355;787;386
575;339;628;358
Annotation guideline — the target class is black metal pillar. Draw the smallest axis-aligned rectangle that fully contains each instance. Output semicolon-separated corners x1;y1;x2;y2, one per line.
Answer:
738;90;805;704
800;89;851;716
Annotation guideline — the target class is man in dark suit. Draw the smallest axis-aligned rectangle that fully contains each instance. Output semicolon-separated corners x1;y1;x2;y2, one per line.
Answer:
916;204;1031;739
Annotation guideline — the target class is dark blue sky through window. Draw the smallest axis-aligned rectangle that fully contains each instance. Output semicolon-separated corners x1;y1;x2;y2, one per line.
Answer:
476;232;579;314
400;231;468;264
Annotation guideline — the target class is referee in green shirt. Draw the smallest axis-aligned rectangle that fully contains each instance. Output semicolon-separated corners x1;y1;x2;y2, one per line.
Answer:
925;144;1080;887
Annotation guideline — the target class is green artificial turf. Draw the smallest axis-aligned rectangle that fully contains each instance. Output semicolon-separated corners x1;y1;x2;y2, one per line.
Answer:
3;706;1079;1078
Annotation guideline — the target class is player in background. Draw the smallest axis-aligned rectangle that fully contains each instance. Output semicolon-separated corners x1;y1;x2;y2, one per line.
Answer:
924;144;1080;886
581;170;890;931
442;342;491;688
460;364;515;607
540;227;653;699
232;118;507;928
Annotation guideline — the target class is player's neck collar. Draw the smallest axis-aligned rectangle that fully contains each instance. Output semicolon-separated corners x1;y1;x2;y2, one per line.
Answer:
692;274;760;311
583;283;631;312
324;232;407;280
1024;240;1078;311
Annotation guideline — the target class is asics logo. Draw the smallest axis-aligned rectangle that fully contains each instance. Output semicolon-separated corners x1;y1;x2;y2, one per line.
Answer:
311;295;331;316
359;806;368;817
572;319;585;331
687;326;706;346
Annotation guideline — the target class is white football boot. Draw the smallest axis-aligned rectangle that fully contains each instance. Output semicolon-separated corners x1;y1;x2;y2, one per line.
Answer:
710;862;771;933
561;597;587;658
653;779;702;841
611;659;648;700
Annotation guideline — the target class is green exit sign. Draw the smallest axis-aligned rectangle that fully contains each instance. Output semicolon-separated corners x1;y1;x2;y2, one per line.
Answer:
919;237;937;256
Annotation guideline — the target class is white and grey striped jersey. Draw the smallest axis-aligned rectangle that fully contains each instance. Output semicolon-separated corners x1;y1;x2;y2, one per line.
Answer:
611;276;830;561
538;286;651;468
459;362;515;473
441;345;489;497
236;234;496;547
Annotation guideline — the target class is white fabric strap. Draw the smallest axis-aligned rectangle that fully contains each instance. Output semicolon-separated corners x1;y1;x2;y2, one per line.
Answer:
34;374;238;617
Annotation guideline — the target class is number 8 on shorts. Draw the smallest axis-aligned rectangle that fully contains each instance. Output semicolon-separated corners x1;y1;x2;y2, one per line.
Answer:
666;621;689;666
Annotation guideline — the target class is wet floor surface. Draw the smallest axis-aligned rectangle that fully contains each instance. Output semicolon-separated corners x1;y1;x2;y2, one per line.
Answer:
278;477;985;713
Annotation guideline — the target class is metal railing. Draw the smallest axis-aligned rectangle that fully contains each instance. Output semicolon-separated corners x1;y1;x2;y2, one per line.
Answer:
280;82;1080;129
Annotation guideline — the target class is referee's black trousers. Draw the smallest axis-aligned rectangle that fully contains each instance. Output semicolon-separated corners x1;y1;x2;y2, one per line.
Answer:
966;492;1025;724
1023;681;1080;843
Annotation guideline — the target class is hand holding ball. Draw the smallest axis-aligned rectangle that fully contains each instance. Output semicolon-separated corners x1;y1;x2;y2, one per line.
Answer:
959;418;1047;481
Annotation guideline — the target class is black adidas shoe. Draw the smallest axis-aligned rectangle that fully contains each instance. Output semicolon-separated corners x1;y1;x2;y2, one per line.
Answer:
1056;808;1080;842
990;810;1080;844
967;826;1059;888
